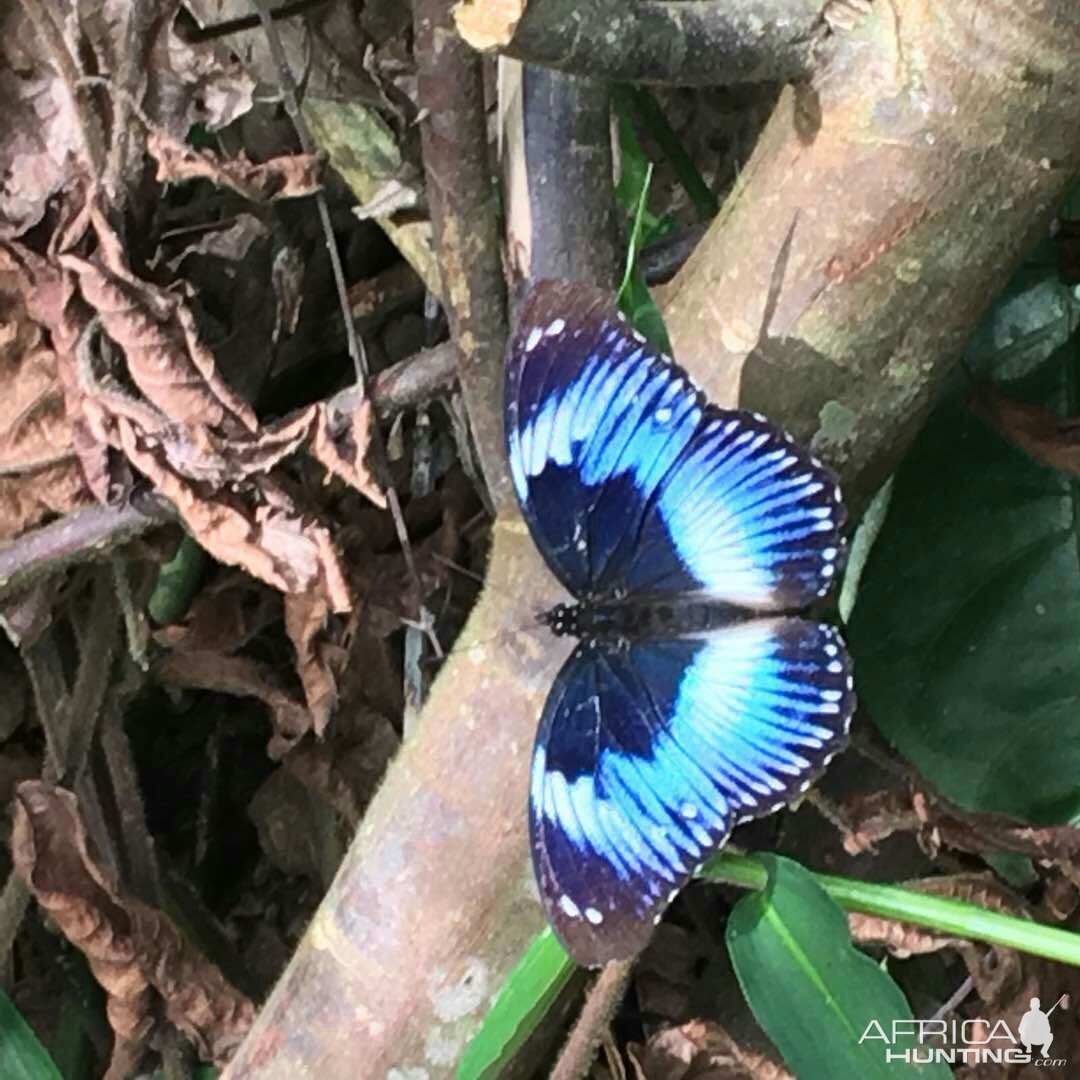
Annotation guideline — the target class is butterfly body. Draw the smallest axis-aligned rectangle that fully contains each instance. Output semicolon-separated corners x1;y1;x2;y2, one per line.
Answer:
541;597;752;642
506;281;855;967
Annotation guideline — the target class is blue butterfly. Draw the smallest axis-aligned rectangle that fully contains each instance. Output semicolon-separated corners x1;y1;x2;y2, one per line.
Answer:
506;280;855;967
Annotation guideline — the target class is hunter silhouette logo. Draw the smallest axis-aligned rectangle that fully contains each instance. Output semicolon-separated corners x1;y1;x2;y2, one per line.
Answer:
1019;996;1063;1059
859;993;1069;1067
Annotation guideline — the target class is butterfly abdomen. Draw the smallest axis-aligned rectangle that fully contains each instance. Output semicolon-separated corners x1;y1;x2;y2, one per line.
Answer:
542;598;753;643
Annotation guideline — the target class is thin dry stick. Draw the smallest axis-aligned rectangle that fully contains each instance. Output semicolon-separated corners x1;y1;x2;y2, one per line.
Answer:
253;0;430;622
251;0;364;381
187;0;328;44
0;878;30;975
60;569;120;780
101;693;161;903
550;959;635;1080
101;0;157;204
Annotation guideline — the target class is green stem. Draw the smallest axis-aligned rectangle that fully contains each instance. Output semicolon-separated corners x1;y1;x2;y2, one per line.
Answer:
615;85;719;221
617;160;654;307
704;852;1080;967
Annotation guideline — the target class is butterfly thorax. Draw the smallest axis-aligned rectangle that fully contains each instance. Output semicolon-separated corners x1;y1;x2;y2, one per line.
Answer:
541;597;751;643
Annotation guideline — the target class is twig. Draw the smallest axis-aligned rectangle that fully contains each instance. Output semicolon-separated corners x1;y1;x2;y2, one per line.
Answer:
0;877;31;974
100;693;161;904
370;341;457;417
0;500;172;606
0;342;458;605
184;0;328;44
113;558;149;669
1;572;120;964
414;0;511;508
455;0;828;86
550;959;635;1080
22;633;72;783
251;0;366;382
926;976;974;1022
254;0;432;622
59;568;120;781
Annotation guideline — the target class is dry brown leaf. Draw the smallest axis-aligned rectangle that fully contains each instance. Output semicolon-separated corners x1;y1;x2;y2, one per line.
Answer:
969;379;1080;477
309;397;386;508
848;911;965;959
80;0;254;135
13;782;254;1074
0;249;93;536
628;1018;793;1080
0;3;254;241
0;7;84;238
63;253;258;432
155;649;312;757
119;420;351;611
154;574;278;648
0;235;121;504
148;131;322;201
284;591;339;736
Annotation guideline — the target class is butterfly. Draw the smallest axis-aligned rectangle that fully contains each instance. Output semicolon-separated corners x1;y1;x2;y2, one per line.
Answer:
505;280;856;967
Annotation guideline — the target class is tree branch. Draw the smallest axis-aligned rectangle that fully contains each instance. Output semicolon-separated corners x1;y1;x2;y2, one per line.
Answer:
414;0;511;508
502;64;619;285
223;1;1080;1076
454;0;831;85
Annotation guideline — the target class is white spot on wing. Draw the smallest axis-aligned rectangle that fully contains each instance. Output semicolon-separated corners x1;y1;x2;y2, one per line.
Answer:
524;327;542;352
585;907;604;925
558;895;581;919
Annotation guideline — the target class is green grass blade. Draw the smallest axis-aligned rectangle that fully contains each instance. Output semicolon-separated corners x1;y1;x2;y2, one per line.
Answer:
615;86;718;221
457;929;574;1080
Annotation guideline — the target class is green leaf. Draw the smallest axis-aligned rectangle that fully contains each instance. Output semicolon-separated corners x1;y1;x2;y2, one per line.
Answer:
726;855;950;1080
848;340;1080;822
0;986;63;1080
457;929;574;1080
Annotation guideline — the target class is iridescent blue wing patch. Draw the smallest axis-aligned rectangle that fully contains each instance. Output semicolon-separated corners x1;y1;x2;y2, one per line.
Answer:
530;619;854;966
505;281;846;606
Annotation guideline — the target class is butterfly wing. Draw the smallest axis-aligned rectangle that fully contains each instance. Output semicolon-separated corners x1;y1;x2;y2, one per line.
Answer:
530;618;854;966
505;280;845;607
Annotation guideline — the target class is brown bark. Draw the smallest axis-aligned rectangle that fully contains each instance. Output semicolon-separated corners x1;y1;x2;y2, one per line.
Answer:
414;0;511;508
224;1;1080;1076
661;1;1080;510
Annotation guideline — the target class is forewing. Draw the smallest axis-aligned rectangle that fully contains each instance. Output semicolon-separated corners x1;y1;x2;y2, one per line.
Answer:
530;618;854;966
505;280;845;607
